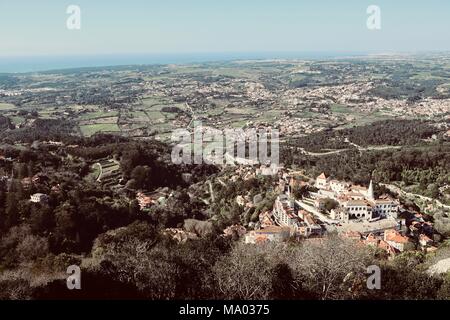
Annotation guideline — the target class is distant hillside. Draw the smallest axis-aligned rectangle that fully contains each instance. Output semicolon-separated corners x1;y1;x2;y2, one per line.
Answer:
288;119;442;152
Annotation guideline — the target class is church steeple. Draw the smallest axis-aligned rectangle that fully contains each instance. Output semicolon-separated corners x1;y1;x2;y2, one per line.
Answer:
367;180;374;200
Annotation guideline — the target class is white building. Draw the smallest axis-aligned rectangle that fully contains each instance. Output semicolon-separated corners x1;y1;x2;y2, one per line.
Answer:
30;193;49;203
330;207;350;222
384;229;410;252
315;172;328;189
373;199;399;218
342;200;374;220
273;194;298;227
313;173;399;223
330;179;350;194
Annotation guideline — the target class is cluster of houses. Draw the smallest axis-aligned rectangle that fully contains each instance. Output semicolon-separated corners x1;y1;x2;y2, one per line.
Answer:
341;225;436;257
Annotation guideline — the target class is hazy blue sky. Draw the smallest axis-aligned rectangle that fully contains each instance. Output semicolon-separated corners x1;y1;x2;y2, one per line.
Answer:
0;0;449;57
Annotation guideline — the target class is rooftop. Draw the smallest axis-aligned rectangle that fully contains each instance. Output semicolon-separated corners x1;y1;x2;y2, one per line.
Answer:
317;172;327;180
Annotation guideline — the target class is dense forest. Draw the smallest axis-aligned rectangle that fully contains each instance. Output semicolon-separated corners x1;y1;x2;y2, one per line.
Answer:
282;143;449;201
0;118;78;143
288;119;443;152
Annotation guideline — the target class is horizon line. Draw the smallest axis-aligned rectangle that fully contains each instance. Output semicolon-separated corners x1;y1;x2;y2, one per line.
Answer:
1;50;449;74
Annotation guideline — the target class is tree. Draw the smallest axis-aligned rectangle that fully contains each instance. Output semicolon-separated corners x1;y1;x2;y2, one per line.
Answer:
212;242;288;299
292;185;310;199
4;193;20;229
53;202;81;252
289;235;372;299
323;198;339;212
89;225;215;299
130;165;152;189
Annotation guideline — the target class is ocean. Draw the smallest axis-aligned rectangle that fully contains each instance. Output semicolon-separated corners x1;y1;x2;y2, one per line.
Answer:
0;52;369;74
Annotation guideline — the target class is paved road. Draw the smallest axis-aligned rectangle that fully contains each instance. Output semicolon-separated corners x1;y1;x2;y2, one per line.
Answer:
296;143;401;157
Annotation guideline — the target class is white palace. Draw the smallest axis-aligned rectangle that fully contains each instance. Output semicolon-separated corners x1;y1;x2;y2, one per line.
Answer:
313;173;399;223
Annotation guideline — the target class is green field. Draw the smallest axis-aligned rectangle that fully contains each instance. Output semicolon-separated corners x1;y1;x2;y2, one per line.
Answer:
79;111;118;120
142;96;169;107
146;111;165;122
130;111;149;122
9;116;25;125
331;104;352;114
80;123;120;136
0;103;16;111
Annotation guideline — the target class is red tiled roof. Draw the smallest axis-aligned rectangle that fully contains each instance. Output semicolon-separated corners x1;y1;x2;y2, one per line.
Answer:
385;229;409;244
378;240;398;255
342;231;362;240
254;226;290;234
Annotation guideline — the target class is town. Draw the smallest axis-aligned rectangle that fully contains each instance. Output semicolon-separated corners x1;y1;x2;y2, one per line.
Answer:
0;55;449;300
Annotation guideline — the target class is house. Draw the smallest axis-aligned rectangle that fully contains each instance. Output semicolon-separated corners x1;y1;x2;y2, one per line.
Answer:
373;199;399;218
259;211;275;228
330;207;349;222
341;230;362;241
30;193;49;203
244;226;291;244
378;240;398;257
256;164;280;176
236;195;245;206
351;185;369;197
136;192;154;209
419;234;433;247
136;191;167;210
345;191;366;201
297;210;322;236
317;188;336;199
384;229;411;252
362;233;398;257
329;179;349;194
314;198;327;211
315;173;328;189
363;233;380;247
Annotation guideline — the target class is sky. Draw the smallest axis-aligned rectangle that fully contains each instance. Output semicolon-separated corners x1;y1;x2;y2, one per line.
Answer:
0;0;449;57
